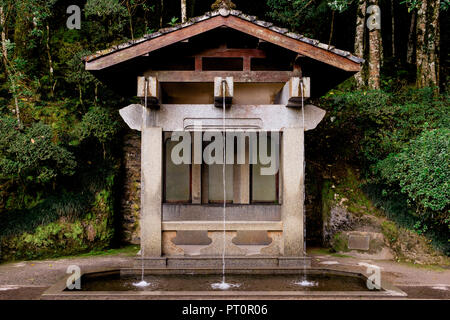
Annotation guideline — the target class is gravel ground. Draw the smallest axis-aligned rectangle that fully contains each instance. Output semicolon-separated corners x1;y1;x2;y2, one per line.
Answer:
0;253;449;299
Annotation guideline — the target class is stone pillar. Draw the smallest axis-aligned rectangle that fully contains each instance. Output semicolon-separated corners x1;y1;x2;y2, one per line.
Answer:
140;126;162;257
281;128;304;256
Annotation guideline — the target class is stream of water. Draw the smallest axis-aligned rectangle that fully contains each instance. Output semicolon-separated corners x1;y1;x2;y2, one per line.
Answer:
211;80;240;290
134;79;151;288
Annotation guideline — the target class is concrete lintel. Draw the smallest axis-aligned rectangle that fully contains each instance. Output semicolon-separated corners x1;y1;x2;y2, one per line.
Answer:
162;221;283;231
145;104;325;131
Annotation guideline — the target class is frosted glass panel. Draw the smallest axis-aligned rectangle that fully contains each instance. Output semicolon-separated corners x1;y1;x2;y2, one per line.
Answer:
252;164;276;202
165;140;190;202
252;136;277;202
208;164;234;203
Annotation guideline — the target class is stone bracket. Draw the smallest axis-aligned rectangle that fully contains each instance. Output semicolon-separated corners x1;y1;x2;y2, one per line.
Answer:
137;76;160;108
214;76;233;108
275;77;311;107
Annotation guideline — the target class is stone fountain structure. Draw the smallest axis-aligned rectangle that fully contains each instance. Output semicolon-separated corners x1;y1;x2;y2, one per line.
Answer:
84;1;363;269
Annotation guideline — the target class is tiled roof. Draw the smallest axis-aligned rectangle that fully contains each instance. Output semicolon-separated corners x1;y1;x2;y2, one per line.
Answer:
83;9;364;65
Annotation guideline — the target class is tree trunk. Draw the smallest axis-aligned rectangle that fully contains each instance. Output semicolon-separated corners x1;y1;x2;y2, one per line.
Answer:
46;23;55;97
328;10;335;46
160;0;164;28
0;6;21;127
368;0;381;90
416;0;439;90
416;0;428;87
427;0;439;90
406;10;416;64
190;0;196;17
126;1;134;39
391;0;395;57
181;0;187;23
354;0;367;88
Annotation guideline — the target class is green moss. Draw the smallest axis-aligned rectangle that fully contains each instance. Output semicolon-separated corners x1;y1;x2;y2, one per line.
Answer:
56;245;140;260
330;232;349;252
381;221;399;244
321;180;334;221
0;184;116;262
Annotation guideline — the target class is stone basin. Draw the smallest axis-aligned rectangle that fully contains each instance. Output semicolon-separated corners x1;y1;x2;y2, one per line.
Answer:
41;268;407;300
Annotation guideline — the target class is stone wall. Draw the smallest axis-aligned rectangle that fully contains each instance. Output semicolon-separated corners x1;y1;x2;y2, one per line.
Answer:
120;130;141;244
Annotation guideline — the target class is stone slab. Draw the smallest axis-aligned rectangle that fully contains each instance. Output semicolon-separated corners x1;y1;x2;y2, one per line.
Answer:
163;204;281;221
348;234;371;251
162;221;283;231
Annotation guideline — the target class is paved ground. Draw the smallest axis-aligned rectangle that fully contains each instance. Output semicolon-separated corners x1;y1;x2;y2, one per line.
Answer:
0;252;449;299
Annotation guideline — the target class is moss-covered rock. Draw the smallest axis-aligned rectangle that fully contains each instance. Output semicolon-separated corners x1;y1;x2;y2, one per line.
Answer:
0;187;115;261
330;232;349;252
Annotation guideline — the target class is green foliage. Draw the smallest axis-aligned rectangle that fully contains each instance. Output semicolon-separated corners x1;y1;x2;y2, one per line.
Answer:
167;17;179;26
0;172;116;261
381;221;399;244
330;232;349;252
84;0;129;43
267;0;330;36
327;0;352;13
78;106;120;145
377;129;450;216
317;88;450;254
0;116;76;185
65;50;98;90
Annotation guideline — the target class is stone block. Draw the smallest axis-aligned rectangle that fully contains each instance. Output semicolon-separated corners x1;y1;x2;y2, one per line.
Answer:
348;234;370;251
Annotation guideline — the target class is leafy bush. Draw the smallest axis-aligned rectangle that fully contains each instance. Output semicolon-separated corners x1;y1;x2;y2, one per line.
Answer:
377;128;449;223
0;117;76;185
78;106;119;144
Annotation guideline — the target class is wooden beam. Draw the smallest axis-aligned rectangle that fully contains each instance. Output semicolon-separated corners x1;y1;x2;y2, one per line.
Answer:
225;16;360;72
145;70;296;83
86;16;228;70
195;56;202;71
192;48;266;58
243;56;251;71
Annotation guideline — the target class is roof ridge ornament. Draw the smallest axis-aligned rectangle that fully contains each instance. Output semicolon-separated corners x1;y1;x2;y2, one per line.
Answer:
211;0;236;11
